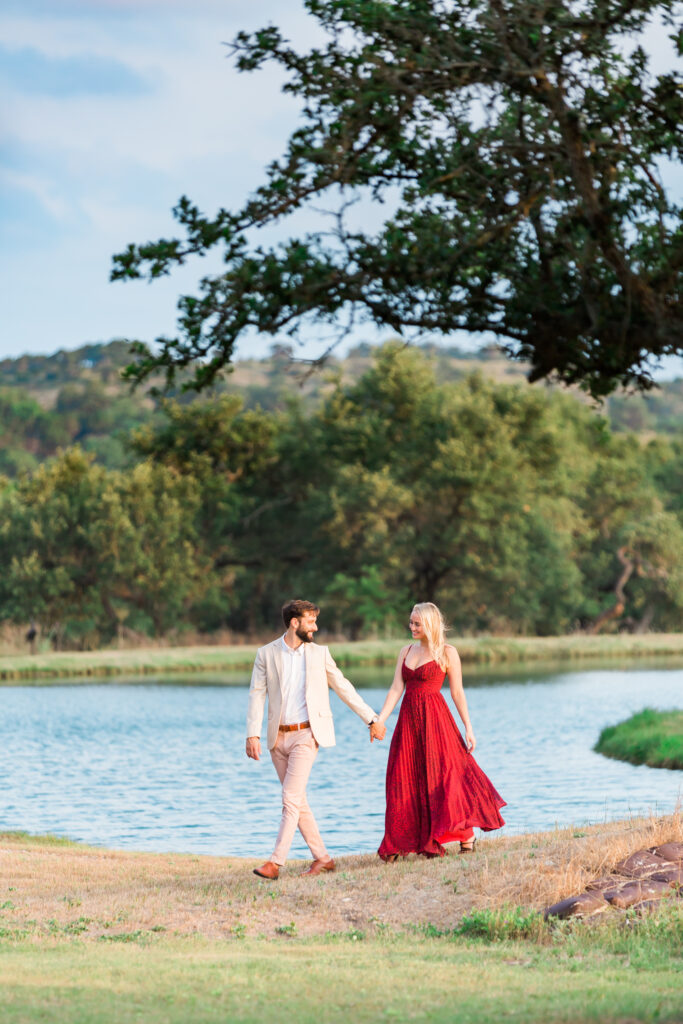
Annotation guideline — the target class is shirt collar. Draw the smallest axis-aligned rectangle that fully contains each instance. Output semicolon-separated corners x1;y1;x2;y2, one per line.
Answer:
281;634;305;656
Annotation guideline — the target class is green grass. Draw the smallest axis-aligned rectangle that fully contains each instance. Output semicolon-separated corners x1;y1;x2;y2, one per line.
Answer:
595;709;683;770
1;824;681;1022
1;633;683;681
0;830;82;847
0;910;681;1024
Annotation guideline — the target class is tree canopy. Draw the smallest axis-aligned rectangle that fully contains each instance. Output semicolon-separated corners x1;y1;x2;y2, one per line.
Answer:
112;0;682;397
1;345;682;645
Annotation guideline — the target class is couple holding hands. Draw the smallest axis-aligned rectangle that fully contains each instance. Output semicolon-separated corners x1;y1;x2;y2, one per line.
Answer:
246;599;505;879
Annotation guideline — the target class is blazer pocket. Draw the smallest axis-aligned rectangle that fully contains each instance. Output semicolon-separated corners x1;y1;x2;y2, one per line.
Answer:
317;710;333;718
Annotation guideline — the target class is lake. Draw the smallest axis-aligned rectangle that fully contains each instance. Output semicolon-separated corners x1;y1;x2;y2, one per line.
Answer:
0;662;681;858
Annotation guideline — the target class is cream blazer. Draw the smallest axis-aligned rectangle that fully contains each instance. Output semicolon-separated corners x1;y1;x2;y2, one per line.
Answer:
246;638;377;749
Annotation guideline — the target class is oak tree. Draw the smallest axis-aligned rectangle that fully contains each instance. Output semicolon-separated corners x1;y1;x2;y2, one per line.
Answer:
113;0;682;397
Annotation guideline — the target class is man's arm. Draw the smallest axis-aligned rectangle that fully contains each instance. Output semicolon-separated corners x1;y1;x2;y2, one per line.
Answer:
324;647;385;739
246;648;267;760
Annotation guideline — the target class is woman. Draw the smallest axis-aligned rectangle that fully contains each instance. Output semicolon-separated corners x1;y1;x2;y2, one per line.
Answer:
377;603;505;860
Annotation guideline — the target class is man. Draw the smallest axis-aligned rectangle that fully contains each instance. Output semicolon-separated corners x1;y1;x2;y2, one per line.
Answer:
246;599;386;879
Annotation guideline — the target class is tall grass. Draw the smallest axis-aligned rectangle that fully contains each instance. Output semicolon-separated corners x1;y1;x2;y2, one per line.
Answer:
417;900;683;964
1;633;682;681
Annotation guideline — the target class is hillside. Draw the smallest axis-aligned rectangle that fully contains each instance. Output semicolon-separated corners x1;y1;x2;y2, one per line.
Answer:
0;340;681;476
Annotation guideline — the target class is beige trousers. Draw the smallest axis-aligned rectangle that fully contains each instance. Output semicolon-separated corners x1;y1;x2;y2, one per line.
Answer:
270;728;329;866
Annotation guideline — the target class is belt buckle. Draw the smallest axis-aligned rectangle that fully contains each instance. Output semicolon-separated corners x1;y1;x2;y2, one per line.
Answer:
280;720;309;732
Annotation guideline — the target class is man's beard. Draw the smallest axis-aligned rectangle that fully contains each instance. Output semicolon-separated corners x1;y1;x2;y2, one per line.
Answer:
295;627;313;643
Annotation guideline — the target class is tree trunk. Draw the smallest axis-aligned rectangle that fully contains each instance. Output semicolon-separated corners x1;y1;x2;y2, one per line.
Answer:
100;592;121;640
633;602;656;634
587;546;634;634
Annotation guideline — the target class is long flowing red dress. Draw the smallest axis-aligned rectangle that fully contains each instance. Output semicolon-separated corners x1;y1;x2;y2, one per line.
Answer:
378;656;506;860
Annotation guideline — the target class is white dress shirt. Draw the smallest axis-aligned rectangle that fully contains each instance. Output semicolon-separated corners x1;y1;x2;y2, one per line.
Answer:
280;635;309;725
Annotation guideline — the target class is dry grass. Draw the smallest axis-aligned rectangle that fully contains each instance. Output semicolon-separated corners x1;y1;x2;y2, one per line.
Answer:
1;812;680;943
464;810;683;911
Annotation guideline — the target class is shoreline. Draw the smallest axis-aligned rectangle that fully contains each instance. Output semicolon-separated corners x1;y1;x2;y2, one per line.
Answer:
1;632;683;681
1;810;679;861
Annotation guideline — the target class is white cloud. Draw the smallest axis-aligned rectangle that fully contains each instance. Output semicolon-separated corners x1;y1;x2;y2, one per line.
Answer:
1;167;73;221
1;2;318;362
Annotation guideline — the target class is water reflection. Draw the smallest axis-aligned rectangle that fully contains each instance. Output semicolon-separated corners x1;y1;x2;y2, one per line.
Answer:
0;664;681;857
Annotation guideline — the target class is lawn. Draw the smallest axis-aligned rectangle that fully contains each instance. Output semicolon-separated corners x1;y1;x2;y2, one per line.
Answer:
0;930;681;1024
0;815;681;1022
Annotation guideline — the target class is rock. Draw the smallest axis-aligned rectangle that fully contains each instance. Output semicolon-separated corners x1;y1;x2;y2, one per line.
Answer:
604;880;673;908
544;892;608;920
652;842;683;863
651;866;683;887
585;876;628;892
634;899;668;916
548;838;683;926
612;850;672;878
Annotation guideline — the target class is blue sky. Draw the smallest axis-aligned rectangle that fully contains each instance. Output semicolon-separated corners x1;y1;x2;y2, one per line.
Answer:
1;0;316;363
1;0;681;378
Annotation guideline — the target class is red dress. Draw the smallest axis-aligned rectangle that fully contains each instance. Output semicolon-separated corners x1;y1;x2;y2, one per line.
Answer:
378;656;506;860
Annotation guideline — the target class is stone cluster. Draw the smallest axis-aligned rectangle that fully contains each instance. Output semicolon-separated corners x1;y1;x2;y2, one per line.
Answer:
544;841;683;919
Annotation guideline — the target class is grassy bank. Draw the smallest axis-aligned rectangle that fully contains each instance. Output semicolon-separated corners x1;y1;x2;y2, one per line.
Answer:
595;709;683;770
1;632;683;681
0;814;681;1023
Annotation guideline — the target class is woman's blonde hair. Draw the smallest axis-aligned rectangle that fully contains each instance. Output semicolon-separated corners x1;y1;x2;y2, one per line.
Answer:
412;602;449;670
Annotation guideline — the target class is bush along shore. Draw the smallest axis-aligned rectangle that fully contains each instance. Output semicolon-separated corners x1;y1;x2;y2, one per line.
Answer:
595;709;683;770
0;815;681;1024
0;633;683;682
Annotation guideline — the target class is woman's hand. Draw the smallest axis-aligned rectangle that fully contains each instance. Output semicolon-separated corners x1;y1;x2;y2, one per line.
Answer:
465;727;476;754
370;720;387;742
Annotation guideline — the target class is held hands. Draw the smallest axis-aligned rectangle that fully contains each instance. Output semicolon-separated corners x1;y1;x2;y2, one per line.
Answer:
369;720;386;743
246;737;261;760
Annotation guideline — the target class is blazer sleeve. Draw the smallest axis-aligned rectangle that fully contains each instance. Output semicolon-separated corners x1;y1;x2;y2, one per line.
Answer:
324;647;377;725
246;647;267;738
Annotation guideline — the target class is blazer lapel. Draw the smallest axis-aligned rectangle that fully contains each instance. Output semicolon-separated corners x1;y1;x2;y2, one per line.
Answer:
272;640;284;693
303;643;314;699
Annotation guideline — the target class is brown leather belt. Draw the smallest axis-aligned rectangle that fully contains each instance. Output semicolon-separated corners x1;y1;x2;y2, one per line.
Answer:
278;721;311;732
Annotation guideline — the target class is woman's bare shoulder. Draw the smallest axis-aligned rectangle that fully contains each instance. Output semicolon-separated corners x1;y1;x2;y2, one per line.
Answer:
445;643;461;661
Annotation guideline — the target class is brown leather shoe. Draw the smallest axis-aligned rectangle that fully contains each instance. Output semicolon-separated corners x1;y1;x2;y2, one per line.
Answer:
253;860;279;880
301;858;335;876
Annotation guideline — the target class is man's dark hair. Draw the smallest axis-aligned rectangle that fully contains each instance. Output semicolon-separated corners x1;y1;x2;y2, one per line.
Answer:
282;600;319;628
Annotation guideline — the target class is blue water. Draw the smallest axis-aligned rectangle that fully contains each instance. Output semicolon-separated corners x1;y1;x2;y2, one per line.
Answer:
0;665;681;857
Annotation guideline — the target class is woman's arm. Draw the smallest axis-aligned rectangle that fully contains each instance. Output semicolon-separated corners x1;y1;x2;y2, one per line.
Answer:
377;646;408;725
445;646;476;753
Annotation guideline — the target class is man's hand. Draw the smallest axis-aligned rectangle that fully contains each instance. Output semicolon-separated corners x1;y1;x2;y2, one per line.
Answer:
369;721;386;742
246;737;262;760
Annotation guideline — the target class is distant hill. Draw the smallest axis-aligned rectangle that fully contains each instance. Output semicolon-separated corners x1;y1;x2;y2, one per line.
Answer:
0;341;154;476
0;340;680;476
